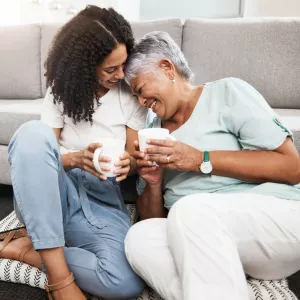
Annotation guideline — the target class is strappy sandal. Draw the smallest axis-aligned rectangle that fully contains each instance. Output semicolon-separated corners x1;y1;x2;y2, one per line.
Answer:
45;272;75;300
0;229;32;262
0;228;27;241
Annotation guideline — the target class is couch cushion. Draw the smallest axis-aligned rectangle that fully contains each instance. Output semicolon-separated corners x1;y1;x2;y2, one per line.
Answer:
182;18;300;109
275;109;300;152
40;19;183;96
0;99;43;145
0;210;298;300
130;19;182;45
0;24;41;99
0;145;10;185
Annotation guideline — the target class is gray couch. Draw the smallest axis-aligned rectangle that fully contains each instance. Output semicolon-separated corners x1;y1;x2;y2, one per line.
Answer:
0;18;300;185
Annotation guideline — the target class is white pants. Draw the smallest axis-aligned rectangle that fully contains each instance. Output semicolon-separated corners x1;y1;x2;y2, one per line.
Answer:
125;193;300;300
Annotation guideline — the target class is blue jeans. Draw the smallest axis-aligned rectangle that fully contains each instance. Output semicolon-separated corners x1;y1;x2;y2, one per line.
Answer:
8;120;144;299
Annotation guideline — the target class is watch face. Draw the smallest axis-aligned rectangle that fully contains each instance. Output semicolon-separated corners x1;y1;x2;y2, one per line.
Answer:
200;162;213;174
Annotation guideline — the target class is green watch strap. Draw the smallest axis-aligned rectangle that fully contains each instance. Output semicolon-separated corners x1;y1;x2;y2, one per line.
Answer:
203;151;209;162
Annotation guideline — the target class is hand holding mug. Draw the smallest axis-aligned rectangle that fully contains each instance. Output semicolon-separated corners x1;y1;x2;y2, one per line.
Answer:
144;139;202;173
92;138;128;180
132;140;164;187
68;142;111;180
113;151;131;182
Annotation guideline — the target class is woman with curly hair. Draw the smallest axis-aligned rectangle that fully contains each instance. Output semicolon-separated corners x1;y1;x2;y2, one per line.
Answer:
0;5;146;300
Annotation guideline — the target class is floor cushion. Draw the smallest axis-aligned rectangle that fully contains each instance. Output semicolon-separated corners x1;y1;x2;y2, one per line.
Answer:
0;206;298;300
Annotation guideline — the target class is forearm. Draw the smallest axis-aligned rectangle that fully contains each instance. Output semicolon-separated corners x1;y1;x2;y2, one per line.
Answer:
137;183;167;220
207;150;300;185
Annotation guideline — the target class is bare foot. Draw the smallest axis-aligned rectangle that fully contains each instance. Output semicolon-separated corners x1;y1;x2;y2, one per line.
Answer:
50;283;87;300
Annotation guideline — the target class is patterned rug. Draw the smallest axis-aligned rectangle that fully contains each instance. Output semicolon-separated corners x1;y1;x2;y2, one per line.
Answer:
0;207;298;300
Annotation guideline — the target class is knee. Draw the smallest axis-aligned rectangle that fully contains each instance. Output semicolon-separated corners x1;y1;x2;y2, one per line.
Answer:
125;221;148;267
125;219;166;272
8;120;58;162
98;255;145;299
112;270;145;299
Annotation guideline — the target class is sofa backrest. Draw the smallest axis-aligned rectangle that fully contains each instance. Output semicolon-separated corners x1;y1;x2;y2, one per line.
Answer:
40;19;183;96
0;19;182;100
0;24;41;99
1;18;299;109
182;18;300;109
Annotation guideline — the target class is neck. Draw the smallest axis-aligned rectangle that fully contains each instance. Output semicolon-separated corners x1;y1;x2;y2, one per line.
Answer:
97;85;110;98
165;81;203;127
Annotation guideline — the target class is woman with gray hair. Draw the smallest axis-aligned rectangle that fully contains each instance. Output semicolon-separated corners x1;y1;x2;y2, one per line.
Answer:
124;31;300;300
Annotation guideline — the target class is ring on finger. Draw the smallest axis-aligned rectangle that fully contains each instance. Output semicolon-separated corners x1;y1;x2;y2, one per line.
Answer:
167;155;171;163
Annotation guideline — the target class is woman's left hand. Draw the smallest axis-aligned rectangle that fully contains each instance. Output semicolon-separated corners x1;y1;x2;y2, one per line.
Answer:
144;139;203;172
114;151;131;182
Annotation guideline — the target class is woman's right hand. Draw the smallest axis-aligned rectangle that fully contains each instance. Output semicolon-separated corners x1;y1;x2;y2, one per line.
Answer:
62;143;111;180
132;140;164;187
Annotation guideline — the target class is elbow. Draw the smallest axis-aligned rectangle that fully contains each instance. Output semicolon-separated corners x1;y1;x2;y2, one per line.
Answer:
286;159;300;185
287;177;300;186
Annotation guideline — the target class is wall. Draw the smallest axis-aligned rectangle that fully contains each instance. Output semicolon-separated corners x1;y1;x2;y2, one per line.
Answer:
140;0;241;20
243;0;300;17
0;2;20;26
0;0;140;26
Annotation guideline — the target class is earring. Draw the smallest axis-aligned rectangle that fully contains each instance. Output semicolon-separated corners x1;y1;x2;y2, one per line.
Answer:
171;78;176;83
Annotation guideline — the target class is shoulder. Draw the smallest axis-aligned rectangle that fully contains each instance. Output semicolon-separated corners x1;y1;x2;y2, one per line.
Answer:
207;77;252;92
43;87;62;110
208;77;266;107
118;81;148;129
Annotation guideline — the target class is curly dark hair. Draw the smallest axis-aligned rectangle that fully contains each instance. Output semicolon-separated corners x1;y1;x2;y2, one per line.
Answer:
44;5;134;124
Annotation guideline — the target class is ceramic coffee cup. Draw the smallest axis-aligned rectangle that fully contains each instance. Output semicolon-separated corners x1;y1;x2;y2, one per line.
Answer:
92;138;125;177
138;128;176;153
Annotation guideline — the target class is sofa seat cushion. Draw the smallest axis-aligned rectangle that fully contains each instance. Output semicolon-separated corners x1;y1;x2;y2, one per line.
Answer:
0;99;43;145
275;109;300;152
0;99;299;153
0;208;298;300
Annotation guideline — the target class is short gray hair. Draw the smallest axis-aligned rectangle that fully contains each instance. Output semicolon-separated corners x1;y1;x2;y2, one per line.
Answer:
125;31;194;84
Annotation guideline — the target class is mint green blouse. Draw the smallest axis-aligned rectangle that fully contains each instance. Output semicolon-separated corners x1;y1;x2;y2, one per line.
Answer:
137;78;300;209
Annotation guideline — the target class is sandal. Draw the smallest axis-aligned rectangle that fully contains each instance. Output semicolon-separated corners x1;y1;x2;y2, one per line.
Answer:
45;272;75;300
0;228;27;241
0;229;32;262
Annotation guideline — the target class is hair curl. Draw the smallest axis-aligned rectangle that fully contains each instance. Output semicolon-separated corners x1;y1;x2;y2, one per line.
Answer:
44;5;134;124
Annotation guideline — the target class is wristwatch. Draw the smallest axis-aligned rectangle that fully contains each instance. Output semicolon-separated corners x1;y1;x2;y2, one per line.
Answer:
200;151;213;174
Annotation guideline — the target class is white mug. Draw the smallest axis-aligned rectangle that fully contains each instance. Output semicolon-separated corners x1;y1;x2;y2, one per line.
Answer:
92;138;126;177
138;128;176;153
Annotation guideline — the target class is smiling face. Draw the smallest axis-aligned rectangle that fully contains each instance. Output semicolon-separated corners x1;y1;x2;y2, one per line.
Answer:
130;60;179;120
96;43;128;89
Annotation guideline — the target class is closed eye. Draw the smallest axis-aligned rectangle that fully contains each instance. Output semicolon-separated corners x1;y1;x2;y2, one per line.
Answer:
105;67;116;74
